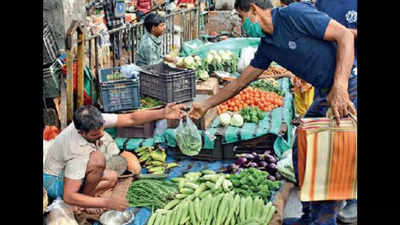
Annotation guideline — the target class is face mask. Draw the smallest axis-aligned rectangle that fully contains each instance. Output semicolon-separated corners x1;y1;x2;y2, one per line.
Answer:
242;17;266;38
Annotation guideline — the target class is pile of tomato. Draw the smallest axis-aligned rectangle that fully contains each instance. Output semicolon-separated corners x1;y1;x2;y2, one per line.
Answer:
217;87;284;114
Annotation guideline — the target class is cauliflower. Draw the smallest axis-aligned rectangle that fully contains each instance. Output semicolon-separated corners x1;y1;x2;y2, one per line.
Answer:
219;113;231;126
194;55;203;66
230;114;244;127
198;70;209;81
184;56;196;69
214;54;222;64
206;53;214;64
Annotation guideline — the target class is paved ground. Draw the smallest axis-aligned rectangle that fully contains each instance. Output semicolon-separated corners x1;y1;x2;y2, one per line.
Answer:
283;187;357;225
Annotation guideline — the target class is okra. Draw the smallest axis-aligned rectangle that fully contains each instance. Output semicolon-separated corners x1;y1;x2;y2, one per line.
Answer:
180;188;195;195
205;181;216;189
194;183;208;196
176;193;189;199
184;182;200;190
239;196;246;223
214;176;225;190
147;212;158;225
245;196;253;221
179;202;189;225
189;201;197;225
194;197;201;221
163;199;181;210
200;174;219;182
201;169;216;175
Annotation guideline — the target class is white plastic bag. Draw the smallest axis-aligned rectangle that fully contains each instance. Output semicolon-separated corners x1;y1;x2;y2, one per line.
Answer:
237;47;257;73
46;198;79;225
277;149;296;183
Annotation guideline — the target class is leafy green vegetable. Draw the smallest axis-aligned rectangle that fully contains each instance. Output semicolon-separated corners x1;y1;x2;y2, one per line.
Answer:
250;79;284;96
227;168;281;203
240;107;265;123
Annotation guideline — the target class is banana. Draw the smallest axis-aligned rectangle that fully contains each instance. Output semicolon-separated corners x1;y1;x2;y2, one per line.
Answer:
166;163;180;169
139;152;150;163
150;161;166;166
150;150;166;162
149;167;165;174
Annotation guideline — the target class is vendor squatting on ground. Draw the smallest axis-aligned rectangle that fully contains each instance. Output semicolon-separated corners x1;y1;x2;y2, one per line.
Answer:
43;103;185;214
189;1;357;225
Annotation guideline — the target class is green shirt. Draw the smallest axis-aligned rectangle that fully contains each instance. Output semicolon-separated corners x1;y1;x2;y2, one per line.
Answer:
136;32;163;66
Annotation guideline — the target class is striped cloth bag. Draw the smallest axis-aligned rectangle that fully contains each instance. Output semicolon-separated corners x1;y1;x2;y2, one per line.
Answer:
297;114;357;201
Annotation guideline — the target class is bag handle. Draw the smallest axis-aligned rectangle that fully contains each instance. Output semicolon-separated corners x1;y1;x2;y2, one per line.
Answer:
325;108;357;128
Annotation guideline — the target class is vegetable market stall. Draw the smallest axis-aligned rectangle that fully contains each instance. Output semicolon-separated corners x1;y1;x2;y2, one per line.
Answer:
90;155;294;225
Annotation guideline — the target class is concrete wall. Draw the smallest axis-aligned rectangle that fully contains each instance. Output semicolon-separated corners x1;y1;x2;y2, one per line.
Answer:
43;0;88;50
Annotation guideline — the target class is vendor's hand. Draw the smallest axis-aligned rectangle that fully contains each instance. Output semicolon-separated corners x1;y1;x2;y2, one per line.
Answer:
105;197;129;211
327;83;356;126
164;55;176;64
163;102;186;120
189;102;208;120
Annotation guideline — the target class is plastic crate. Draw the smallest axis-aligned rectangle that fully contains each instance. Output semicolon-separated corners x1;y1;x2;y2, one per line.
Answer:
43;60;63;98
167;136;224;161
100;80;141;112
116;121;156;139
98;67;141;112
43;23;59;66
139;63;196;104
222;134;278;160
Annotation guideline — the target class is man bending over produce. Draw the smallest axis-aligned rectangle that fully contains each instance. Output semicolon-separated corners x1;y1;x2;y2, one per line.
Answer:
43;103;185;214
189;1;357;225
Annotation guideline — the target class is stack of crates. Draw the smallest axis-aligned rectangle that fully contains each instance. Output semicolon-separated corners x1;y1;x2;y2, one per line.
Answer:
98;67;141;112
43;59;63;99
43;23;59;67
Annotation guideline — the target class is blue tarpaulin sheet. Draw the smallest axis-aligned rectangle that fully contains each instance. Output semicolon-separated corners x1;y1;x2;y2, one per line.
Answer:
93;151;285;225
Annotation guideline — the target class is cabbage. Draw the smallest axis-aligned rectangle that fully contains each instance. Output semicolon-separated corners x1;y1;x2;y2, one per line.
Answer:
198;70;209;81
230;114;244;127
219;113;231;126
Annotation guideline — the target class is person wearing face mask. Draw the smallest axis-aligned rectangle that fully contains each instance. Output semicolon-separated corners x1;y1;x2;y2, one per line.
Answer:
43;104;185;215
189;1;357;225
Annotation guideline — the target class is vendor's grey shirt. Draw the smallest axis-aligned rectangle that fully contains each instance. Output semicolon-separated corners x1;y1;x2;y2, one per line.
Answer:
43;114;120;180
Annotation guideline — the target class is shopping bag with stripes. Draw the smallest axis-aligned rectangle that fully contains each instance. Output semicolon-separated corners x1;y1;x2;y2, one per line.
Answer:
297;114;357;201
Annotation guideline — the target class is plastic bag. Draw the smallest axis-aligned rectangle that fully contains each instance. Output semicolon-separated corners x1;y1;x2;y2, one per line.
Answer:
276;149;296;183
237;46;257;73
99;209;135;225
120;64;141;79
46;197;79;225
175;115;202;156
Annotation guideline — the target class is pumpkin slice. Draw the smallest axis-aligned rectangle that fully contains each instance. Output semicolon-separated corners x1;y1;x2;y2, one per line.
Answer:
120;151;141;175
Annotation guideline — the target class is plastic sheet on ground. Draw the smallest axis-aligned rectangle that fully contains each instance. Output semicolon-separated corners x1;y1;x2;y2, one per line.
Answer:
93;151;289;225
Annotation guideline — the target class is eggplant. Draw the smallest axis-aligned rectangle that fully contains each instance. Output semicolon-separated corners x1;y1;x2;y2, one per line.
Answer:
248;162;258;168
244;153;255;160
275;172;282;180
257;161;268;168
268;175;276;181
236;157;248;166
265;155;277;164
264;150;272;155
267;163;277;174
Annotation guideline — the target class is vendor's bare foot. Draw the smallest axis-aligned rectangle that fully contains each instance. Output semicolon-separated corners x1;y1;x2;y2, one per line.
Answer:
72;206;83;215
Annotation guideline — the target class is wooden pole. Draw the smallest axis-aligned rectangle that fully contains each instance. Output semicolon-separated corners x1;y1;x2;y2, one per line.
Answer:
77;29;85;108
66;50;74;124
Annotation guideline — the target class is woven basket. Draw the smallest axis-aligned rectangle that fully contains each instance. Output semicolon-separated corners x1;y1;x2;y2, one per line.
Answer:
43;187;48;214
